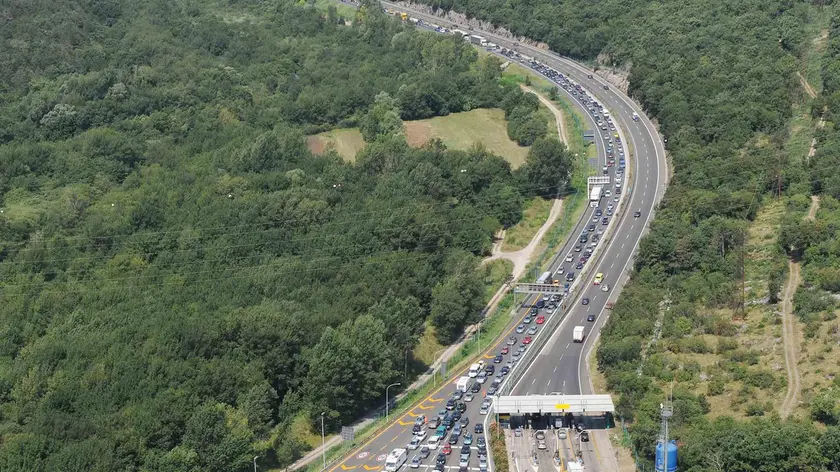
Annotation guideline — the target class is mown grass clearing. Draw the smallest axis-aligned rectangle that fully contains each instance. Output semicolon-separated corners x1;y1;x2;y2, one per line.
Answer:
308;109;532;167
414;323;446;367
501;197;554;252
306;128;366;162
403;109;531;168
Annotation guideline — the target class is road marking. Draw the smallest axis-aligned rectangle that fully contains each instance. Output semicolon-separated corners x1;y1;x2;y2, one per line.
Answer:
532;378;536;385
427;397;444;403
566;343;571;349
418;404;434;410
408;411;421;417
547;380;551;386
364;466;381;471
554;366;558;372
621;243;625;248
341;465;358;470
398;419;414;426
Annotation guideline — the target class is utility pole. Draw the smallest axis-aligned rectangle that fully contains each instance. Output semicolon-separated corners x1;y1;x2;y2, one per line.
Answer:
658;396;673;472
254;456;259;472
386;383;401;422
321;412;326;470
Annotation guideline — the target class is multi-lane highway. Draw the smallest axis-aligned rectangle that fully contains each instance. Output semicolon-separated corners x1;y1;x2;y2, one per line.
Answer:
323;3;667;472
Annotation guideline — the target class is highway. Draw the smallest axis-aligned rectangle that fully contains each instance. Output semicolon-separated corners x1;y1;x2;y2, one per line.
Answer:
324;3;667;472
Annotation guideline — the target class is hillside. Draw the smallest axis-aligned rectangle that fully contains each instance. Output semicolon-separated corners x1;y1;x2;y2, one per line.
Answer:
410;0;840;468
0;1;580;470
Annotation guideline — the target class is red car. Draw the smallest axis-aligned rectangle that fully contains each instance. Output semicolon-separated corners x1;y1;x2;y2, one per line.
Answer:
535;315;545;325
442;444;452;455
523;336;532;345
501;346;509;355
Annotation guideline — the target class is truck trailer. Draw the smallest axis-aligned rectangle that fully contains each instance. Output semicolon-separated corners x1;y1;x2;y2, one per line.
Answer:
573;326;585;343
457;376;470;392
589;186;602;207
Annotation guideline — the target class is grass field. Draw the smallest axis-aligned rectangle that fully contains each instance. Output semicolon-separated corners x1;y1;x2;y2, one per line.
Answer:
403;109;531;168
306;128;366;162
308;109;532;167
501;197;554;252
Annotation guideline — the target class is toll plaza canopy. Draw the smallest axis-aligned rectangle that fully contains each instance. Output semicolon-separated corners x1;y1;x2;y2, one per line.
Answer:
495;395;615;414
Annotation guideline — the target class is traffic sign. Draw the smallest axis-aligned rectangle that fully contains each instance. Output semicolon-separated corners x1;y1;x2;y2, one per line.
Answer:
555;404;571;410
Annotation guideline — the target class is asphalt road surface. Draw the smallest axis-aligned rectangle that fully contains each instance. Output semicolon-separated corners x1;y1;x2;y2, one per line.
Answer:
324;4;667;472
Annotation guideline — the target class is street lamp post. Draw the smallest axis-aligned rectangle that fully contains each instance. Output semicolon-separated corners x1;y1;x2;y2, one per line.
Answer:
386;383;401;422
433;347;447;386
320;412;326;470
253;455;259;472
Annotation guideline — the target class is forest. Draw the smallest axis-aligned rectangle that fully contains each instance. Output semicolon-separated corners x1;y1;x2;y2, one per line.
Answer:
412;0;840;469
0;0;575;470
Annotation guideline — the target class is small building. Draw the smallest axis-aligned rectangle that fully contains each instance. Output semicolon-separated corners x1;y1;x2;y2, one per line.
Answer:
583;130;596;145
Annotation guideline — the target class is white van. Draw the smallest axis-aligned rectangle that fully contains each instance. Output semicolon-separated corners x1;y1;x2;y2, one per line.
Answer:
468;363;481;378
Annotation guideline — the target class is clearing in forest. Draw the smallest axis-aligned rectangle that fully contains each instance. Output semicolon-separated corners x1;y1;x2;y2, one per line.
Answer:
308;108;531;167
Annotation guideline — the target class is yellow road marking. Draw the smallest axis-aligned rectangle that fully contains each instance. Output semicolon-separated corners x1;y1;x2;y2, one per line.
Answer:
484;354;495;359
327;293;539;472
364;466;381;470
407;411;420;417
340;465;357;470
398;419;413;426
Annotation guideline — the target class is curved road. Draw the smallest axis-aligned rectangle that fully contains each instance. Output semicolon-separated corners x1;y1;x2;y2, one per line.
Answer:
322;4;668;472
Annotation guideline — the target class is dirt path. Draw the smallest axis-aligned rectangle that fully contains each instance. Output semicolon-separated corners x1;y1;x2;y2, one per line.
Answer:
780;196;820;417
521;85;571;145
483;199;563;280
798;71;817;99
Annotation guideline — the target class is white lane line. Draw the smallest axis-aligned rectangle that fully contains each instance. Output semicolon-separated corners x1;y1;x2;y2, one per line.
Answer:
566;343;571;349
554;366;558;372
532;378;536;385
621;243;625;248
547;380;551;387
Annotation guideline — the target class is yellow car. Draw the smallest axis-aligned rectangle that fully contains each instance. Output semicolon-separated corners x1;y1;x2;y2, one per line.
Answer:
594;273;603;285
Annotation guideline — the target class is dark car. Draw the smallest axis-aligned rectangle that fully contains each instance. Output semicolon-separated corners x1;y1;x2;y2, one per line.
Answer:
576;262;584;270
587;314;596;322
461;445;471;455
477;436;486;447
582;297;589;305
588;223;596;232
413;424;422;434
536;299;545;309
446;399;456;411
594;208;602;217
471;382;481;393
434;463;445;472
420;447;431;459
493;355;503;364
634;210;642;218
451;410;462;422
602;217;609;225
475;424;484;434
456;402;467;413
460;417;470;428
485;365;495;374
501;366;510;375
436;454;447;466
449;434;459;445
487;385;498;396
451;390;463;401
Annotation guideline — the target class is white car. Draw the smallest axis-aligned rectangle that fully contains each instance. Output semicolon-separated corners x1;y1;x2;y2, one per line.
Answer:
427;436;442;450
558;430;567;439
464;392;475;402
477;372;488;384
408;436;422;450
414;430;427;441
601;284;610;292
605;190;612;198
565;253;574;262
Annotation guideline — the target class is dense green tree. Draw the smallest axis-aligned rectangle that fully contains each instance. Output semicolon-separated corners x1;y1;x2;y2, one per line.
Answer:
520;136;574;197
